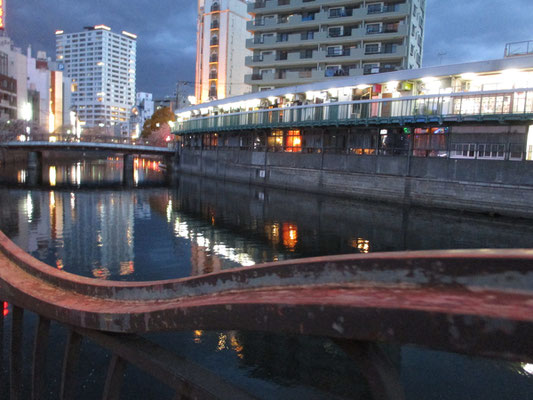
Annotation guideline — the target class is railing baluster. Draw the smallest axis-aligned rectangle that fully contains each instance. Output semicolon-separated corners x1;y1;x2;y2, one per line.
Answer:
335;339;405;400
32;316;50;400
102;354;127;400
10;306;24;400
0;301;5;392
60;330;82;400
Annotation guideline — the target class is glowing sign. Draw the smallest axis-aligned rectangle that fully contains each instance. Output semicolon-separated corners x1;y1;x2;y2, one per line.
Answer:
94;24;111;31
0;0;5;30
121;31;137;40
55;30;64;35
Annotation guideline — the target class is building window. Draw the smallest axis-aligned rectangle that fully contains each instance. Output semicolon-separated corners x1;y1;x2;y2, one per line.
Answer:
368;3;383;14
328;27;343;37
365;43;380;54
268;130;284;152
285;130;302;152
277;33;289;42
366;23;381;34
329;8;343;18
451;143;476;159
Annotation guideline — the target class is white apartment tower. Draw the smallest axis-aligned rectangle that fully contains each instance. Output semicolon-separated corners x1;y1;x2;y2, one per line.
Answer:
55;25;137;129
195;0;251;103
245;0;426;91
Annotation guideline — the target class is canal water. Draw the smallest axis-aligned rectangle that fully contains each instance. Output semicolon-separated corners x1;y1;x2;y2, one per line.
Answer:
0;157;532;399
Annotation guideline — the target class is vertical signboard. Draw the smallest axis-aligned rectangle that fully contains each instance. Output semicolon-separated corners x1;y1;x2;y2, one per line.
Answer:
0;0;5;30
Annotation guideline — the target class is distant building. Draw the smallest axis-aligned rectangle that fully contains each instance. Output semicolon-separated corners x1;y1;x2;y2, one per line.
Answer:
123;92;154;138
195;0;251;103
55;25;137;132
245;0;426;91
26;50;73;134
0;35;28;120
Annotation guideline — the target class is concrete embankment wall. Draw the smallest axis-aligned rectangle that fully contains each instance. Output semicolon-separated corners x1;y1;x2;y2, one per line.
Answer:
0;149;28;165
178;149;533;218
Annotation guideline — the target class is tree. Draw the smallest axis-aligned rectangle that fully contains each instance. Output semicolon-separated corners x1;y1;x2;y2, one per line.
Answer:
141;107;176;138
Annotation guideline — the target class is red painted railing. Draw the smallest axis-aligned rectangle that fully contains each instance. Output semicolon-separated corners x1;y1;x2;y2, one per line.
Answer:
0;229;532;399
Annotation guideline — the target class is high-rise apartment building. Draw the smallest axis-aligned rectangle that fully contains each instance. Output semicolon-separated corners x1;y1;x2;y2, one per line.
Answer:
55;25;137;130
195;0;251;103
245;0;425;91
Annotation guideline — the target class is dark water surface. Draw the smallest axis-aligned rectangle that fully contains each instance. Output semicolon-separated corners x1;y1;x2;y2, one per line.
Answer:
0;158;532;399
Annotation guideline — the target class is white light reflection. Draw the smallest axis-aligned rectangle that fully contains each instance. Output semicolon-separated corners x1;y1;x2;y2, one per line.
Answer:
70;193;76;210
524;363;533;375
166;200;173;223
17;170;27;184
49;166;57;187
25;193;33;223
173;216;255;267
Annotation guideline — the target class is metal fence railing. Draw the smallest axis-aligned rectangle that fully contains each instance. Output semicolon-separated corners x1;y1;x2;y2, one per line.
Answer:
177;88;533;134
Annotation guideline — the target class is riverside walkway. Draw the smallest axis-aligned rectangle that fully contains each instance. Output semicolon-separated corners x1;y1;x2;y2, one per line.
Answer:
0;230;532;399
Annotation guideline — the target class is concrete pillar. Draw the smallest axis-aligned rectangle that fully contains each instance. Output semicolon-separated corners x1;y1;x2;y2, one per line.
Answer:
123;154;134;186
27;151;42;170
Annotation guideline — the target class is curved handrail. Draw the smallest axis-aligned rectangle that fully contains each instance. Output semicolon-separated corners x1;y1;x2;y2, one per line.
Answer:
0;229;532;361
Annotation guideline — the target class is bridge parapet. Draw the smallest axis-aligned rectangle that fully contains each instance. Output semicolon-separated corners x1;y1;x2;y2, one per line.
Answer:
0;230;532;398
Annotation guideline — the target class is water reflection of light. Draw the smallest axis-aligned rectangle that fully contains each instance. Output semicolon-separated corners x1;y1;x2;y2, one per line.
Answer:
265;222;280;245
351;238;371;254
25;193;33;223
70;162;82;185
282;223;298;250
133;168;139;186
193;330;203;344
119;261;135;276
96;232;103;247
17;169;27;183
50;191;56;208
92;266;111;280
70;193;76;210
196;235;210;248
217;333;228;351
49;166;57;186
3;302;8;317
166;200;173;223
173;216;256;267
230;333;244;359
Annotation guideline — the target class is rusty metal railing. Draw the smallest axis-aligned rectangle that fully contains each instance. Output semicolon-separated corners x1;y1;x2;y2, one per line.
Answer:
0;229;532;399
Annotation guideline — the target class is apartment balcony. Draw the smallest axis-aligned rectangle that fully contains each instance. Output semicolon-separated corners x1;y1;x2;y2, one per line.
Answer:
314;29;366;45
245;69;324;86
316;47;364;62
362;45;407;61
246;52;317;68
363;65;402;75
365;3;409;21
248;0;322;15
365;25;408;40
247;32;318;50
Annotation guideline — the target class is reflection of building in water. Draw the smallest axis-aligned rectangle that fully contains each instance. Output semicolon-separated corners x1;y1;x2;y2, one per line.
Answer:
98;192;135;277
6;189;136;279
235;331;400;398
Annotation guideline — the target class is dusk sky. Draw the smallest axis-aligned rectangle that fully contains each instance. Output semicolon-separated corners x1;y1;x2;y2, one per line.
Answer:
6;0;533;98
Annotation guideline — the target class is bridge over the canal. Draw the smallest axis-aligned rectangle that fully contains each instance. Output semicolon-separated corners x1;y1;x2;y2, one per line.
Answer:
0;134;177;184
0;229;532;399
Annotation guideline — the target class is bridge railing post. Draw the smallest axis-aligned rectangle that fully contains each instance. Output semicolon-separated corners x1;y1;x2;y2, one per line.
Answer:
31;316;51;400
60;330;83;400
10;306;24;400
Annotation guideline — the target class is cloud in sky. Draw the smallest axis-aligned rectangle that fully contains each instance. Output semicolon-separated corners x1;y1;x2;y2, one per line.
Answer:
6;0;533;97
